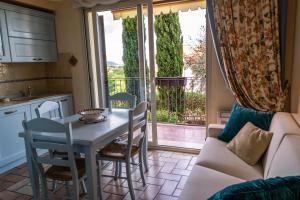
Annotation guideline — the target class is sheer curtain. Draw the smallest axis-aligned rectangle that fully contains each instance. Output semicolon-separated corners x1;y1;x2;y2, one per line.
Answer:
73;0;121;8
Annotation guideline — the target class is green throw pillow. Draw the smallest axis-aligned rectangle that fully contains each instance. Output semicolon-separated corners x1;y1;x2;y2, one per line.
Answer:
208;176;300;200
218;104;275;142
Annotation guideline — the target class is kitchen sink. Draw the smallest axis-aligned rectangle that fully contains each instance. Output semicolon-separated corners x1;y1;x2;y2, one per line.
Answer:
11;96;39;101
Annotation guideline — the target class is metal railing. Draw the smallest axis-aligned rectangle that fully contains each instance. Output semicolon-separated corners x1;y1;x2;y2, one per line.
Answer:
108;77;206;125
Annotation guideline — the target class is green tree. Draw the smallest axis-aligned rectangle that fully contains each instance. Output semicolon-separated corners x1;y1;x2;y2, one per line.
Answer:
184;25;206;94
122;17;149;102
122;17;140;100
184;26;206;80
155;12;184;116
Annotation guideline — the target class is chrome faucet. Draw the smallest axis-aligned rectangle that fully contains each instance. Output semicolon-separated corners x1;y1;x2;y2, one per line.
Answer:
27;86;32;97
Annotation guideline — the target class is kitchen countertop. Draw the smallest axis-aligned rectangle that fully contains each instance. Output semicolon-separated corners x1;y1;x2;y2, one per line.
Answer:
0;93;72;111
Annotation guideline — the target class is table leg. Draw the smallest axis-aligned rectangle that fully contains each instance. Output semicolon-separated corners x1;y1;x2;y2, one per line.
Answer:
85;146;101;200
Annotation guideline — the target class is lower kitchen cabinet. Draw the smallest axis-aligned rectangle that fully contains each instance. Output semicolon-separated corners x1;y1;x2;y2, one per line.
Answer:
0;105;30;173
0;94;74;173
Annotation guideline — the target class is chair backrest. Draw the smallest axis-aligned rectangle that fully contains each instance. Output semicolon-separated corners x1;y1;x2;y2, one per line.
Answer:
22;118;78;181
109;92;137;110
35;101;63;120
126;101;148;158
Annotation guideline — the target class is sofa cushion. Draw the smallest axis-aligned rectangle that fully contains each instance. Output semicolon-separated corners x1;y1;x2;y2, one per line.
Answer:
267;134;300;178
218;104;274;142
262;112;300;178
196;137;263;180
227;122;273;165
179;165;244;200
208;176;300;200
291;113;300;128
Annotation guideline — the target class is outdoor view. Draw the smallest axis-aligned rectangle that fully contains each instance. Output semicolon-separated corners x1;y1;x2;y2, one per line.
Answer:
100;8;206;148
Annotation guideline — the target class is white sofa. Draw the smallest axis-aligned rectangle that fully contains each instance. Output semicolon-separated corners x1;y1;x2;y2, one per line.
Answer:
180;112;300;200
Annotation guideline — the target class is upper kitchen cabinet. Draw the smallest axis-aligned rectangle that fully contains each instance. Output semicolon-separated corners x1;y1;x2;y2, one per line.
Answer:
10;37;57;62
0;2;58;62
0;9;11;62
6;11;56;41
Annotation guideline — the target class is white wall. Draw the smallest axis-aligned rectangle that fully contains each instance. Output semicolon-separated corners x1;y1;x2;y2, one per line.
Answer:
206;26;235;124
291;0;300;113
54;0;91;111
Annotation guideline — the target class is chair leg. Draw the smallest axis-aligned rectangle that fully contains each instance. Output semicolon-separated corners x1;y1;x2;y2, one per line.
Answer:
118;162;122;177
40;175;48;200
126;159;135;200
80;180;87;194
72;180;80;200
139;151;146;186
143;136;149;172
51;180;57;192
114;161;119;180
65;182;71;198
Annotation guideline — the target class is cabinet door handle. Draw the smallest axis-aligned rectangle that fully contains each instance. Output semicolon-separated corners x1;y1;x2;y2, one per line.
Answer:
4;110;17;115
38;58;43;61
60;99;68;102
33;58;38;61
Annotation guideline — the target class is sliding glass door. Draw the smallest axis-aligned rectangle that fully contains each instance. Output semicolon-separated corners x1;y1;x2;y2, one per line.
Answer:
86;1;206;151
85;1;158;147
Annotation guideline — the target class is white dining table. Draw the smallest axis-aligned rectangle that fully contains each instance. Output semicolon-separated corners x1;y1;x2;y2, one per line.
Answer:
19;109;132;200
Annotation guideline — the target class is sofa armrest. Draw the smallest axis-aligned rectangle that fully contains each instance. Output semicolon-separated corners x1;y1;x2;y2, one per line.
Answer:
208;124;226;138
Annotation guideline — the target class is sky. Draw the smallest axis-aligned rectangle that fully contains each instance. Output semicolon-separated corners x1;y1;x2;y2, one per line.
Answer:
98;8;206;70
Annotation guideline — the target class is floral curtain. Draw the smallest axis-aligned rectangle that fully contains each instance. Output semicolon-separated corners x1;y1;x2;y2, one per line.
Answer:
208;0;287;112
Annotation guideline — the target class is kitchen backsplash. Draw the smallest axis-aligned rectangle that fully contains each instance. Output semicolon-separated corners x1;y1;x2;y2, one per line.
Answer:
45;53;73;94
0;53;73;97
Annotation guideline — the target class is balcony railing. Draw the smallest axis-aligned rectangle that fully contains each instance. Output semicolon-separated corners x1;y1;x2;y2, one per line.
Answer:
108;77;206;125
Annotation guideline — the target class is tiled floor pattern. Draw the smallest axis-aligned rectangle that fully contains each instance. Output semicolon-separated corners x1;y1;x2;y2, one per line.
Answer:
0;150;198;200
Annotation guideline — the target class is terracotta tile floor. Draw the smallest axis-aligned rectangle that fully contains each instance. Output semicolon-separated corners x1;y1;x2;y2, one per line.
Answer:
0;150;198;200
148;123;206;149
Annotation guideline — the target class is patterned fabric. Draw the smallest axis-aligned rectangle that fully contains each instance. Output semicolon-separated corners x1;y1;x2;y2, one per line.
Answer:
73;0;121;8
212;0;287;112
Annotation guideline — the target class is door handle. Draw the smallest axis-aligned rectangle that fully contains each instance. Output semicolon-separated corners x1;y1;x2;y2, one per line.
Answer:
4;110;17;115
33;58;38;61
38;58;43;61
60;99;68;102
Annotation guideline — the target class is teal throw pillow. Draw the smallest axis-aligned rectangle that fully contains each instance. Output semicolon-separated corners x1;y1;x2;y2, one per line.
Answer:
218;104;275;142
208;176;300;200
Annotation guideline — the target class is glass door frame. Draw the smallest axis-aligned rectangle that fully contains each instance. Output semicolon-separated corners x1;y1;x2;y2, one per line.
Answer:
84;0;158;147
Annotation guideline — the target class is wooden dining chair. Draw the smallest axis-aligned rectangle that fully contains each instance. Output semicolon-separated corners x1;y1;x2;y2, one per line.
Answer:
35;100;70;191
35;100;63;120
96;101;148;200
109;92;149;175
109;92;136;175
23;118;86;200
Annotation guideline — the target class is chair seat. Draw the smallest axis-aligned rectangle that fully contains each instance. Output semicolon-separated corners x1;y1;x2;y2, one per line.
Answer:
115;130;143;145
45;158;86;181
99;142;140;159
